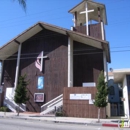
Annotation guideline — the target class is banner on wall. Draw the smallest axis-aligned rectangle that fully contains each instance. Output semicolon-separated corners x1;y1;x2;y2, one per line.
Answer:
37;76;44;89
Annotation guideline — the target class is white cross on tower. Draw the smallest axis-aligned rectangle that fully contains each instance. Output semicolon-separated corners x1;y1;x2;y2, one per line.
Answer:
80;3;94;35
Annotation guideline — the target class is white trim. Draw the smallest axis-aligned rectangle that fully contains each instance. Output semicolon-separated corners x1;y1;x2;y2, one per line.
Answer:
101;21;105;40
0;60;4;85
101;21;107;81
73;14;76;27
14;43;22;93
86;3;89;35
68;37;73;87
103;51;107;82
40;51;43;72
106;62;108;81
123;76;130;119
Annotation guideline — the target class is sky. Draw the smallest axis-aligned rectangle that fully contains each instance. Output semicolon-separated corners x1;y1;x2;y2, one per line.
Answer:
0;0;130;70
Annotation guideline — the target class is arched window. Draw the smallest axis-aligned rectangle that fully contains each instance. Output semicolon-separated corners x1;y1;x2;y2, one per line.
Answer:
109;86;115;95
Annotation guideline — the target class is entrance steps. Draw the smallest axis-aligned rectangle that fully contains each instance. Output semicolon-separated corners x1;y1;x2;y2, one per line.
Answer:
4;88;26;112
40;94;63;115
4;97;26;112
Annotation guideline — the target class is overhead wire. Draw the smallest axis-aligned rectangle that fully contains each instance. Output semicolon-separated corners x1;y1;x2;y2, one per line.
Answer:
0;0;129;28
0;0;129;61
1;48;130;61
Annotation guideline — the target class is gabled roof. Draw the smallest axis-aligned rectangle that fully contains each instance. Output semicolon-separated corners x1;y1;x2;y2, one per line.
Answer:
0;21;111;62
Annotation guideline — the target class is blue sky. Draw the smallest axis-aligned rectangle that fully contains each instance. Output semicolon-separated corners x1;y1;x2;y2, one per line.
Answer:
0;0;130;70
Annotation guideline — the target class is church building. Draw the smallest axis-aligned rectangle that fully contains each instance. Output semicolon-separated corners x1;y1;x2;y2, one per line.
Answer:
0;0;111;118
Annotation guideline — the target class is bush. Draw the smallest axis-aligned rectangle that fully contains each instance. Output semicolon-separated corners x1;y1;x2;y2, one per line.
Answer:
0;107;8;112
55;110;67;117
55;112;63;117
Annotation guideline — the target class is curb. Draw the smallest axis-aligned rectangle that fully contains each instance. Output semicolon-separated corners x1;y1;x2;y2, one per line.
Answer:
0;115;120;127
0;115;103;126
102;123;119;127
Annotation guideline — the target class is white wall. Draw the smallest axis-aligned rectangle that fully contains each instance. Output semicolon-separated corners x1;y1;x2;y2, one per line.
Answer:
123;76;129;118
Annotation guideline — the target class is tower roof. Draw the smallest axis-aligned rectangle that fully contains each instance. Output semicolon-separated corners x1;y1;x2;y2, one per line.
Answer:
69;0;108;25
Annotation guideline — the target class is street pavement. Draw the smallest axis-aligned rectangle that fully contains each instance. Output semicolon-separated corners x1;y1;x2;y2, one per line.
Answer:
0;112;128;128
0;118;122;130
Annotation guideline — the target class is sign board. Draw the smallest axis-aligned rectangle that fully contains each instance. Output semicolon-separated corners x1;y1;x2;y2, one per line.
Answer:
89;99;95;104
34;93;44;102
0;86;3;93
70;94;91;100
82;82;96;87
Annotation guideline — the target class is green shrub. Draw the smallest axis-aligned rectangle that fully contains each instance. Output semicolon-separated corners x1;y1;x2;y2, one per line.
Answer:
0;107;10;112
55;112;63;117
0;107;7;112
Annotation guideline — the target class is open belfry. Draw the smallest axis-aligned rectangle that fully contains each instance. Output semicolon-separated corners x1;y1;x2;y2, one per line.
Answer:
0;0;110;118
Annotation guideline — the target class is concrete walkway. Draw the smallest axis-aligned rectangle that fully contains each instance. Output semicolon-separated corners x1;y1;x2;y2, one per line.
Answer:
0;112;127;128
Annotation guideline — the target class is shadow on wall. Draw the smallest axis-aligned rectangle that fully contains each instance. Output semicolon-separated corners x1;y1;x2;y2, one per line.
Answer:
26;88;44;112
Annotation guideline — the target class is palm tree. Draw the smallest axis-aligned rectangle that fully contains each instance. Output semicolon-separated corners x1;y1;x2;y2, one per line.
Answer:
13;0;27;11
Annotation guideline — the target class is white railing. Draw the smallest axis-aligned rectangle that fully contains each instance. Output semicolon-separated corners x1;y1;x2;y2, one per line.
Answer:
47;98;63;108
41;101;63;115
4;97;26;112
40;94;63;115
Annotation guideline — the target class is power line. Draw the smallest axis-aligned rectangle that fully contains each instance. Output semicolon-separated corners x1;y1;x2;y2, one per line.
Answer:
0;0;129;27
1;48;130;61
111;46;130;49
111;50;130;52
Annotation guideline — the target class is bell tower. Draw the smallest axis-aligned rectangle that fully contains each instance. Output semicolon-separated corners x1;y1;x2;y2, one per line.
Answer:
69;0;107;40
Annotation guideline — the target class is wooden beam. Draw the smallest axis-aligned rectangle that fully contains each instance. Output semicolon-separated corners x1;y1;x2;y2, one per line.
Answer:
101;42;105;50
98;7;101;22
66;31;70;37
74;11;77;27
39;23;45;29
14;39;20;44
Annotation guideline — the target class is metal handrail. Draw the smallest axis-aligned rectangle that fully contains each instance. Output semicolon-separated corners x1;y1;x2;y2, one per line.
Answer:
47;98;63;108
40;101;63;115
4;97;26;112
41;94;63;108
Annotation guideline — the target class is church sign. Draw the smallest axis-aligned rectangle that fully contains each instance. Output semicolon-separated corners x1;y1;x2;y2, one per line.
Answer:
34;93;44;102
70;94;91;100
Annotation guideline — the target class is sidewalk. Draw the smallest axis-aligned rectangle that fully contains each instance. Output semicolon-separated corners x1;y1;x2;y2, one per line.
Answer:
0;112;124;127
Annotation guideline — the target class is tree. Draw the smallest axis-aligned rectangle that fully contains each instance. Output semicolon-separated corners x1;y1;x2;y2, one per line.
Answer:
94;71;108;122
13;0;27;11
14;75;29;116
